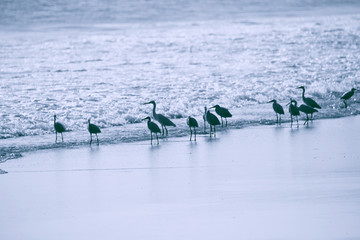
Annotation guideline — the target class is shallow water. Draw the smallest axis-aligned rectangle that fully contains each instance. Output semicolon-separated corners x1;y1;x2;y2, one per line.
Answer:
1;1;360;160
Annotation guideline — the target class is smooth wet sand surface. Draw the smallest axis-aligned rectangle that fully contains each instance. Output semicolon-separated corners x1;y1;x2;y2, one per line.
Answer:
1;116;360;240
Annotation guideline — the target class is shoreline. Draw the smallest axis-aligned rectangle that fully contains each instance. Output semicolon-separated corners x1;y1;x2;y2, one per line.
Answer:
1;115;360;239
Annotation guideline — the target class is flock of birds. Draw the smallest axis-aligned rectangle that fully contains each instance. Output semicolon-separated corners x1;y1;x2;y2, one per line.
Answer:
53;86;358;145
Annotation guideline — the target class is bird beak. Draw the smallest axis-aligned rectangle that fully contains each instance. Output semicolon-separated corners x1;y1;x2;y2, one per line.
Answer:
286;102;290;106
143;102;150;105
267;100;273;103
141;117;147;121
209;106;215;109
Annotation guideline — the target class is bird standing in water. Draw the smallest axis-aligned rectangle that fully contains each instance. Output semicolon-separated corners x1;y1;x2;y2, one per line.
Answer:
206;109;220;137
298;86;321;119
54;115;66;142
341;88;357;108
298;104;318;125
267;99;284;124
287;98;300;127
144;101;176;136
142;116;161;145
210;105;232;127
187;116;199;141
88;119;101;145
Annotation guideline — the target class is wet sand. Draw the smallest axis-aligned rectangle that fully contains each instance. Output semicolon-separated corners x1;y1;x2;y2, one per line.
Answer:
1;116;360;240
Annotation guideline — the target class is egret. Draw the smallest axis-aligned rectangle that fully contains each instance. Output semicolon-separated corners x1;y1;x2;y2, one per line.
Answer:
267;99;284;124
206;109;220;137
298;104;318;125
88;119;101;145
144;101;176;136
142;116;161;145
202;106;207;131
298;86;321;119
287;98;300;127
210;105;232;127
341;88;358;108
54;115;66;142
187;116;199;141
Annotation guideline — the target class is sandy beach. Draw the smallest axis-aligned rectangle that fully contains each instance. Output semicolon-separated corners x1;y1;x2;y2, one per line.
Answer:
1;116;360;240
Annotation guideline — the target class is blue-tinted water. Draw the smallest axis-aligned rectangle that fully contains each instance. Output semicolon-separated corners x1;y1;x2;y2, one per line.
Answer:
1;0;360;162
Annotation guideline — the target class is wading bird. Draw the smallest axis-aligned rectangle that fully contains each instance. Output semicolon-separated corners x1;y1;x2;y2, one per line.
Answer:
298;86;321;118
287;98;300;127
144;101;176;136
268;99;284;124
142;116;161;145
54;115;66;142
206;109;220;137
341;88;358;108
210;105;232;127
298;104;318;125
88;119;101;145
203;106;207;132
187;116;199;141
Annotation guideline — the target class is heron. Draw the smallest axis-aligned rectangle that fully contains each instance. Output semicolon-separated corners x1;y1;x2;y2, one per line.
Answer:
142;116;161;145
206;109;220;137
144;101;176;136
202;106;207;132
210;105;232;127
287;98;300;127
341;88;358;108
54;115;66;142
298;104;318;125
88;119;101;145
298;86;321;119
187;116;199;141
267;99;284;124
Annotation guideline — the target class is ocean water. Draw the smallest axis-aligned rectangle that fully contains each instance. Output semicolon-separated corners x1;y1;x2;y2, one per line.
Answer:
1;0;360;162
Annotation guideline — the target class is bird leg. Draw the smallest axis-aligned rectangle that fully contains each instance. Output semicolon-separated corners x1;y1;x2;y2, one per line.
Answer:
189;127;192;141
156;133;159;144
165;126;168;136
96;133;99;145
344;100;348;108
150;132;153;145
61;133;64;142
276;113;279;124
226;118;228;127
304;114;309;125
161;125;165;136
221;117;223;127
55;132;58;142
210;125;213;137
203;121;206;132
214;126;216;137
194;127;197;141
296;116;299;127
90;133;93;144
279;115;281;125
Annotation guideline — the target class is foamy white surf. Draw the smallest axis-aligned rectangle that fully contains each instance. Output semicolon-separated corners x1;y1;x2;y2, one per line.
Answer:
0;0;360;160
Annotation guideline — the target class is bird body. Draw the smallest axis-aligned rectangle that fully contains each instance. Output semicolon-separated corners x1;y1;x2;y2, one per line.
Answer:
54;115;66;142
298;86;321;109
298;104;318;125
211;105;232;127
187;116;199;141
341;88;357;108
88;119;101;144
288;99;300;127
206;109;220;137
143;116;161;144
144;101;176;136
268;99;284;124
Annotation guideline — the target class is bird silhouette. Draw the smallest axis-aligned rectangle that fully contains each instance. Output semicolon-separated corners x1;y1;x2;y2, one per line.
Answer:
88;119;101;145
142;116;161;145
54;115;66;142
268;99;284;124
298;104;318;125
144;101;176;136
298;86;321;119
287;98;300;127
210;105;232;127
187;116;199;141
341;88;357;108
206;109;220;137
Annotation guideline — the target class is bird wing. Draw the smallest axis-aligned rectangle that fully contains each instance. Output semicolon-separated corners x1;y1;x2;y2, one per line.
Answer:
149;121;161;133
274;104;284;114
304;97;321;109
157;114;176;127
55;122;66;132
341;91;353;100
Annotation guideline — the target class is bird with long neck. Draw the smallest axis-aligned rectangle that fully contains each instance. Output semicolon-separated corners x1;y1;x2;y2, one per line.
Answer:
298;86;321;119
142;116;161;145
341;88;358;108
88;119;101;145
53;115;66;142
287;98;300;127
210;105;232;127
144;101;176;136
298;104;318;125
206;108;220;137
202;106;207;132
267;99;284;124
